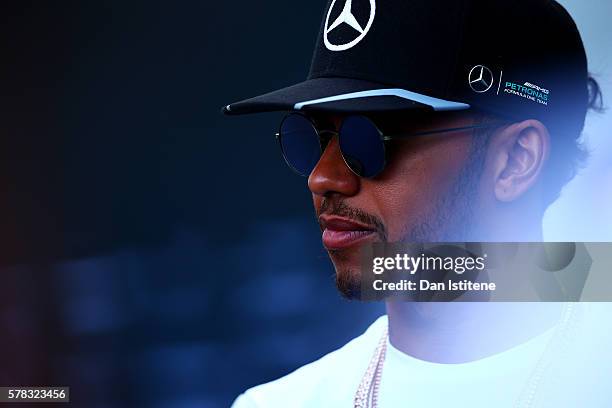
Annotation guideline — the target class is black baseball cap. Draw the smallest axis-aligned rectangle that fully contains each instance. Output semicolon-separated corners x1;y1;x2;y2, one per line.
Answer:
223;0;589;135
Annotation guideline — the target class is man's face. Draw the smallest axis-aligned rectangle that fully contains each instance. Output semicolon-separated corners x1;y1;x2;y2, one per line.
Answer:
307;111;491;298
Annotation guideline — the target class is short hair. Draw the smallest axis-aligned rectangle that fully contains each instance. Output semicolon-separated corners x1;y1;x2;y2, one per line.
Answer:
540;75;604;209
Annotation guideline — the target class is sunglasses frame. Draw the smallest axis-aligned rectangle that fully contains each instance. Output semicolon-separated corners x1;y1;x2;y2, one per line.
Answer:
276;112;506;178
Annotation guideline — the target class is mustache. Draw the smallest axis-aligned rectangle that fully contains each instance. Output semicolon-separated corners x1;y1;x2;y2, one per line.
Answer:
317;198;388;242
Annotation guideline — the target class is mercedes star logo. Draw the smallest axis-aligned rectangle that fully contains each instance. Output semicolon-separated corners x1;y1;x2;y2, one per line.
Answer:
468;65;494;93
324;0;376;52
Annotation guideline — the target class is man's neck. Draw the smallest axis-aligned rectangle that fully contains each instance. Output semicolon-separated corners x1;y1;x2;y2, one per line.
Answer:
387;222;559;363
386;301;564;363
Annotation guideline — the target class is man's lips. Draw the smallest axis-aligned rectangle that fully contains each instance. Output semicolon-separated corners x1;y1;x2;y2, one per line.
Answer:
319;215;377;250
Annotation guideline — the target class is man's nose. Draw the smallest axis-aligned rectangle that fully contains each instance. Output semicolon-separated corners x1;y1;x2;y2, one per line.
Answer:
308;136;360;197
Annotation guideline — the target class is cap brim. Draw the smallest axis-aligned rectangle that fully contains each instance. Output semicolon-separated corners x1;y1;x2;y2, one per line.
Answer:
222;77;470;115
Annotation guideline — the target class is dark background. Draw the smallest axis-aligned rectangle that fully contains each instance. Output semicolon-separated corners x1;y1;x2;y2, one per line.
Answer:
0;1;383;407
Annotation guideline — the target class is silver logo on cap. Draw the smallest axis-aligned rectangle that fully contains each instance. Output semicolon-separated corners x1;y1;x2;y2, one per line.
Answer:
469;65;494;93
324;0;376;52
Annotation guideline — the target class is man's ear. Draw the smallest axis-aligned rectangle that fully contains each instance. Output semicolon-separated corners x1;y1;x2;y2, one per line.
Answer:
491;120;550;202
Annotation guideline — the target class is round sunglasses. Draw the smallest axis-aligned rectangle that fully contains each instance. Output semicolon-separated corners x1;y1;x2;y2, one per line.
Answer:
276;112;504;178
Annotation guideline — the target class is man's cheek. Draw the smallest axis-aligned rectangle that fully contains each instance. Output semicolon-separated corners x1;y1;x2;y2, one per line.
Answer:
385;226;403;242
383;214;419;242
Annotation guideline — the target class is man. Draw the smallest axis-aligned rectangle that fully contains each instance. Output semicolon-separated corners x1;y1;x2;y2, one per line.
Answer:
224;0;607;406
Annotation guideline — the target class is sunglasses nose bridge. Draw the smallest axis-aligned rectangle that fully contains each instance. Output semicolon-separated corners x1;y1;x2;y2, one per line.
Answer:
337;116;387;178
319;133;364;179
308;135;361;197
314;134;344;173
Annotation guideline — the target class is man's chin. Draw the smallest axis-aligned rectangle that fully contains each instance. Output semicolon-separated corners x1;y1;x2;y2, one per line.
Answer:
334;267;362;300
328;246;366;300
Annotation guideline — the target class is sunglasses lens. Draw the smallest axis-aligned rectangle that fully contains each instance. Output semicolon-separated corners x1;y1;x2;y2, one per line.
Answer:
339;116;385;178
279;114;322;176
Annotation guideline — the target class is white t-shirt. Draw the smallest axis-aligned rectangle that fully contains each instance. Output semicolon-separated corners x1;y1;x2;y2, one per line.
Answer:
232;303;612;407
